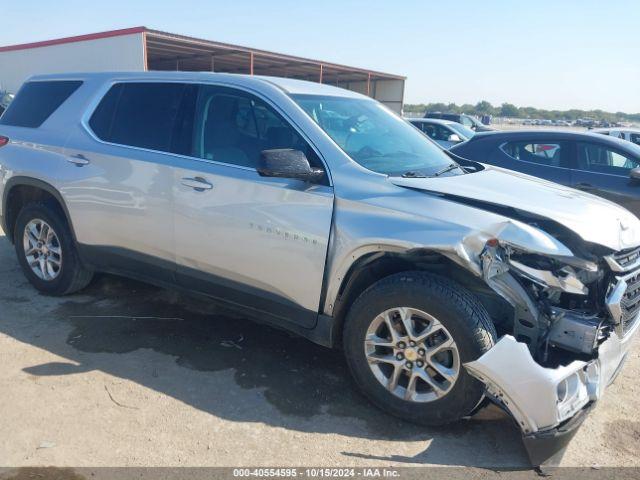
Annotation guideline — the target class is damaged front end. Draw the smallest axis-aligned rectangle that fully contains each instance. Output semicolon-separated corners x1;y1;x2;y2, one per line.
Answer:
460;223;640;468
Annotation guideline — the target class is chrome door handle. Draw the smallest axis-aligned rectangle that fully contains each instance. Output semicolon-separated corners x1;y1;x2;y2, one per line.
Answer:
67;153;90;166
181;177;213;191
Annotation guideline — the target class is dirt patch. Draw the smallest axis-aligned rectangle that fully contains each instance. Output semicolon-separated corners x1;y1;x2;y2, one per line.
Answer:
0;468;86;480
604;420;640;455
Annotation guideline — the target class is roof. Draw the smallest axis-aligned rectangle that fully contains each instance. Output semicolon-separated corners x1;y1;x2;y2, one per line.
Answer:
0;27;405;84
27;71;369;98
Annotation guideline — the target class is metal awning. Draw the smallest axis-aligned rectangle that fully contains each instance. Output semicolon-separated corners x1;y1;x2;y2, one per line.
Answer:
144;28;405;90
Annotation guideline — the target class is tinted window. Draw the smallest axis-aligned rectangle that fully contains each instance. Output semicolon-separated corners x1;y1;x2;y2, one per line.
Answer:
0;81;82;128
421;123;454;142
630;133;640;145
500;141;568;167
447;122;475;139
193;86;321;170
460;116;475;128
409;121;426;133
89;82;194;154
576;142;640;175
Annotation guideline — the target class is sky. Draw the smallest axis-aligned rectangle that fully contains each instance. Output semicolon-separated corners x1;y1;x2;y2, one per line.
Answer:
1;0;639;112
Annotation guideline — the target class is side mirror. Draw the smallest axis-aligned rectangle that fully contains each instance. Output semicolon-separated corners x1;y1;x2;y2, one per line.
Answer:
258;149;325;182
447;133;462;143
630;167;640;181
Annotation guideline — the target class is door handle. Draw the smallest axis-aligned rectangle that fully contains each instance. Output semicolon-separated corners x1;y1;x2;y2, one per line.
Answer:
575;182;595;190
67;153;90;166
181;177;213;191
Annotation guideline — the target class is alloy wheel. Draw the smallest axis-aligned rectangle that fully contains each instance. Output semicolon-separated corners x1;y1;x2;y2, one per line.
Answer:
364;307;460;403
23;218;63;281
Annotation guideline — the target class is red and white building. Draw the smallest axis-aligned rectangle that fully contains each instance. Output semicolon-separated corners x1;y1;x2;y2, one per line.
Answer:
0;27;406;112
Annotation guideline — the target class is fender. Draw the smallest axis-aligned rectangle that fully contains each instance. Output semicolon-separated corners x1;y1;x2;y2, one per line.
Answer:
2;176;78;243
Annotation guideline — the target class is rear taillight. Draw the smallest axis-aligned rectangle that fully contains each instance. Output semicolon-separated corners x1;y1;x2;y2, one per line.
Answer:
0;136;8;147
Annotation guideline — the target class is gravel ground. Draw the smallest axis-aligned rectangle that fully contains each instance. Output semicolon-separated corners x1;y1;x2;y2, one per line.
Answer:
0;226;638;469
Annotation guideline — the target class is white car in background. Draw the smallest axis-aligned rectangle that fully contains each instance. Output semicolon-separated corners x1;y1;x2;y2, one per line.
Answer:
593;127;640;146
406;118;475;149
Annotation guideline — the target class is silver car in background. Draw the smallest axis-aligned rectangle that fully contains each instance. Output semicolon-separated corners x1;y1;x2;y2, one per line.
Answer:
406;117;475;149
0;72;638;468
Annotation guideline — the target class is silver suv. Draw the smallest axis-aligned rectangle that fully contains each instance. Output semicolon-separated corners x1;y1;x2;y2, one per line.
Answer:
1;72;639;467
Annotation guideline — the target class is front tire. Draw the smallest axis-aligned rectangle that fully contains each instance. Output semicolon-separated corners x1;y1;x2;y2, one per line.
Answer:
343;271;496;426
14;201;93;295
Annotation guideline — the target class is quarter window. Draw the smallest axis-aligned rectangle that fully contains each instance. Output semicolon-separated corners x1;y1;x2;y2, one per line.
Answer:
89;82;194;154
192;86;321;170
631;134;640;146
0;81;82;128
576;142;639;175
500;141;567;167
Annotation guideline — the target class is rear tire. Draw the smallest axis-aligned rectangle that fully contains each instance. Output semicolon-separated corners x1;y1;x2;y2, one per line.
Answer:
343;271;496;426
14;201;93;295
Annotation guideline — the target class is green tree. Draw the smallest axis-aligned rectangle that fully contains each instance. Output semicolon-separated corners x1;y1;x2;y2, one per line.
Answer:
475;100;495;115
499;103;519;117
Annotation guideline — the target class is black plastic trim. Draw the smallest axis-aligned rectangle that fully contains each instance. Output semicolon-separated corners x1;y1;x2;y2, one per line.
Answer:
77;244;335;348
2;176;77;244
523;402;595;471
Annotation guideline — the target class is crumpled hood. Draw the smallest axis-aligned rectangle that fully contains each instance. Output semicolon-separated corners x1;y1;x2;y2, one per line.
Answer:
390;166;640;252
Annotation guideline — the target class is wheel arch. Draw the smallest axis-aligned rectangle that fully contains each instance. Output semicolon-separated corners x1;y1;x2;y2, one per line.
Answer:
327;248;513;348
2;176;76;244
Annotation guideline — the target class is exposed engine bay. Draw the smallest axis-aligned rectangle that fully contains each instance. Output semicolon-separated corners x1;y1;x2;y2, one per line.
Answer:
452;202;640;466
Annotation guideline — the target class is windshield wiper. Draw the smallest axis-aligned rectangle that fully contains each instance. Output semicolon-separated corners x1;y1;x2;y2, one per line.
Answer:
401;171;427;178
432;163;461;177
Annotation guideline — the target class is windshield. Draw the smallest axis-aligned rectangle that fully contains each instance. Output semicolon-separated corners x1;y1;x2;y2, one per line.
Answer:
291;94;460;177
461;115;484;128
447;122;475;139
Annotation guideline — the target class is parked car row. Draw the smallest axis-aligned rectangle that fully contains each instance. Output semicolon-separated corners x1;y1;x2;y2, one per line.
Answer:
593;127;640;146
0;73;638;469
523;118;581;127
423;111;493;132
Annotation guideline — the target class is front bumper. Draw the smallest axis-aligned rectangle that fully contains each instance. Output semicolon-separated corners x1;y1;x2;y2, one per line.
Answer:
464;313;640;466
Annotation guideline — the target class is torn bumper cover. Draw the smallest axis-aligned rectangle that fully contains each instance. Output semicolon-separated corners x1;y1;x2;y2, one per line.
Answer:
464;315;640;466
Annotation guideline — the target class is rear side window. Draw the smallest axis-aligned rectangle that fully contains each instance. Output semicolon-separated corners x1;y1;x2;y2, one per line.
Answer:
576;142;640;175
89;82;195;154
0;81;82;128
500;141;568;167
